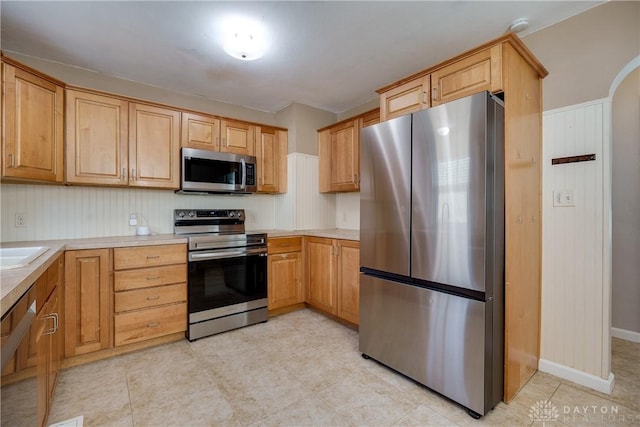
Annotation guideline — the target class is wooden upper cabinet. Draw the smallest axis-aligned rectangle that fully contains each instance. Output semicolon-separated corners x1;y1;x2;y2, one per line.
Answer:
360;108;381;128
181;112;220;151
431;45;502;106
319;120;359;193
66;89;129;186
220;119;255;156
379;76;430;121
2;61;64;183
256;126;287;193
129;103;180;189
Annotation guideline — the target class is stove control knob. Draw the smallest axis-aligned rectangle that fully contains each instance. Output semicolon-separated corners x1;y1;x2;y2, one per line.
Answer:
177;211;185;218
188;211;195;218
229;211;235;218
237;211;244;219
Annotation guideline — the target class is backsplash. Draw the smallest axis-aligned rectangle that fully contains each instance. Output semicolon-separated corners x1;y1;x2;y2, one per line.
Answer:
0;184;276;242
1;153;356;243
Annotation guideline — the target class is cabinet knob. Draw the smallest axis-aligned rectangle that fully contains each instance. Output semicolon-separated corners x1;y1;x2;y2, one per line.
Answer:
146;322;160;328
432;87;438;102
8;154;15;167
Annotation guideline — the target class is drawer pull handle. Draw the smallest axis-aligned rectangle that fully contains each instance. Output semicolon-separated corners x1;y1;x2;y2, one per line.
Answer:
147;322;160;328
146;295;160;300
146;255;160;259
146;276;160;280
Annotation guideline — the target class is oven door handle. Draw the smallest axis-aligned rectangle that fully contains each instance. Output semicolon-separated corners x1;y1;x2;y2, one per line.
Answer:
189;247;266;261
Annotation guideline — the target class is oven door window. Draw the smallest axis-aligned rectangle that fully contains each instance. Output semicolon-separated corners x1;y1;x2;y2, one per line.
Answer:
188;253;267;313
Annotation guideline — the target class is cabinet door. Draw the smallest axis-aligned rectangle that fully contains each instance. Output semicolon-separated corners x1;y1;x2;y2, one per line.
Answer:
129;103;181;189
66;90;129;186
181;112;220;151
431;45;502;106
64;249;111;357
306;237;336;314
2;62;64;183
379;76;430;121
256;126;287;193
220;119;255;156
268;252;302;310
337;240;360;325
319;121;359;193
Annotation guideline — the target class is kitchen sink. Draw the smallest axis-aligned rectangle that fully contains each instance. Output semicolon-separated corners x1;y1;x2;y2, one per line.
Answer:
0;246;49;270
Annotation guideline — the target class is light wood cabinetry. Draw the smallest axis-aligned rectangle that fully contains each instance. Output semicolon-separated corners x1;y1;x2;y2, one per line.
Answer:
305;237;360;325
319;120;359;193
129;103;181;189
267;237;303;310
379;76;430;120
64;249;112;357
181;112;220;151
66;89;129;186
430;45;502;106
375;33;548;402
1;57;64;183
335;240;360;325
220;118;255;156
318;108;379;193
256;126;287;193
66;89;181;189
113;244;186;347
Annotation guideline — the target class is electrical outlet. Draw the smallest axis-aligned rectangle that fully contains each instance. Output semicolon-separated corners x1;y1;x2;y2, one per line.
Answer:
15;213;26;227
129;213;138;226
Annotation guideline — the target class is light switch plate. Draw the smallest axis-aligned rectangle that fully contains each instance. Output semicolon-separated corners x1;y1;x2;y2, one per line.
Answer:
553;189;575;207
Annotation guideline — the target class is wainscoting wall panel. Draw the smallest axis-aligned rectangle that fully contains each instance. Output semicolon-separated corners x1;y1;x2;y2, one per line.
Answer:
540;98;611;390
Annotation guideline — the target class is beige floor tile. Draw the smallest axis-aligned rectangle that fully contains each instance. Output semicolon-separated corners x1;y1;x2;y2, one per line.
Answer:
316;369;420;426
395;403;461;426
512;371;562;410
45;310;639;427
1;377;38;427
248;395;350;427
130;383;233;427
549;383;640;426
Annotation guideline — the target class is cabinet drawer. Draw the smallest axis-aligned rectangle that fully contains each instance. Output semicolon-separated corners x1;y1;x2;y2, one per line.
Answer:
267;237;302;254
114;302;186;346
113;244;186;270
114;264;186;291
115;283;186;313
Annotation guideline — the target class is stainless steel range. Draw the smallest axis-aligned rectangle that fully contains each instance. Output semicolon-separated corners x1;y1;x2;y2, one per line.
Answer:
174;209;268;341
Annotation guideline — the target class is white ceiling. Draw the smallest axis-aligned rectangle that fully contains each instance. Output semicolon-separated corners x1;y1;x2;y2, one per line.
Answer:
0;1;603;114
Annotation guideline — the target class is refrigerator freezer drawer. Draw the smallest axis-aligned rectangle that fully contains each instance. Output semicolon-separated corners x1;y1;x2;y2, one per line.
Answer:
359;274;498;415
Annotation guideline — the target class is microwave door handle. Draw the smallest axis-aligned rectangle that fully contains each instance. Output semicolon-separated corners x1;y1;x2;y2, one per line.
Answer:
240;159;246;190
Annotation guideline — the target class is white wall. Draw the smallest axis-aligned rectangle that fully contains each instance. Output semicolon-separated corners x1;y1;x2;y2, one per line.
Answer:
539;99;612;392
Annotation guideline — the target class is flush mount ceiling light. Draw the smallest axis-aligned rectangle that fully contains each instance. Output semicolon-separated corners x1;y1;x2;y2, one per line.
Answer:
222;17;267;61
509;18;529;33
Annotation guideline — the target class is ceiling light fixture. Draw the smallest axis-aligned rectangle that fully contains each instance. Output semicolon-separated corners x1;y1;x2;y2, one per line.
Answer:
222;17;266;61
509;18;529;33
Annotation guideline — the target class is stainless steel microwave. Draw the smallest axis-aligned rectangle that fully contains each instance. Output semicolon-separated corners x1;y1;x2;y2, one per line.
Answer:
179;148;257;194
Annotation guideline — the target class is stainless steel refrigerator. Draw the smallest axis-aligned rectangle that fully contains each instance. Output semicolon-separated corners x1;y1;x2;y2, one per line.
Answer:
359;91;504;418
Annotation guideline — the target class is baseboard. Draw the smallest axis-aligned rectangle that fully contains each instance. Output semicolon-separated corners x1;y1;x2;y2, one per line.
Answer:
611;327;640;343
538;359;615;394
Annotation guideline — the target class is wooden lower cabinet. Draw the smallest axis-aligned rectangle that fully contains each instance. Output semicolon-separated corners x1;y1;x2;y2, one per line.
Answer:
113;244;187;347
305;237;360;325
64;249;112;357
267;237;303;310
336;240;360;325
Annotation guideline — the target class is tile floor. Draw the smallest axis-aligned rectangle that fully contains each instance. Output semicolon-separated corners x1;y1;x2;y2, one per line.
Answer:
48;309;639;426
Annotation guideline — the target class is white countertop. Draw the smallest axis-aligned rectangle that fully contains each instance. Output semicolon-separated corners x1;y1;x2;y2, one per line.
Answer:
0;229;358;317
